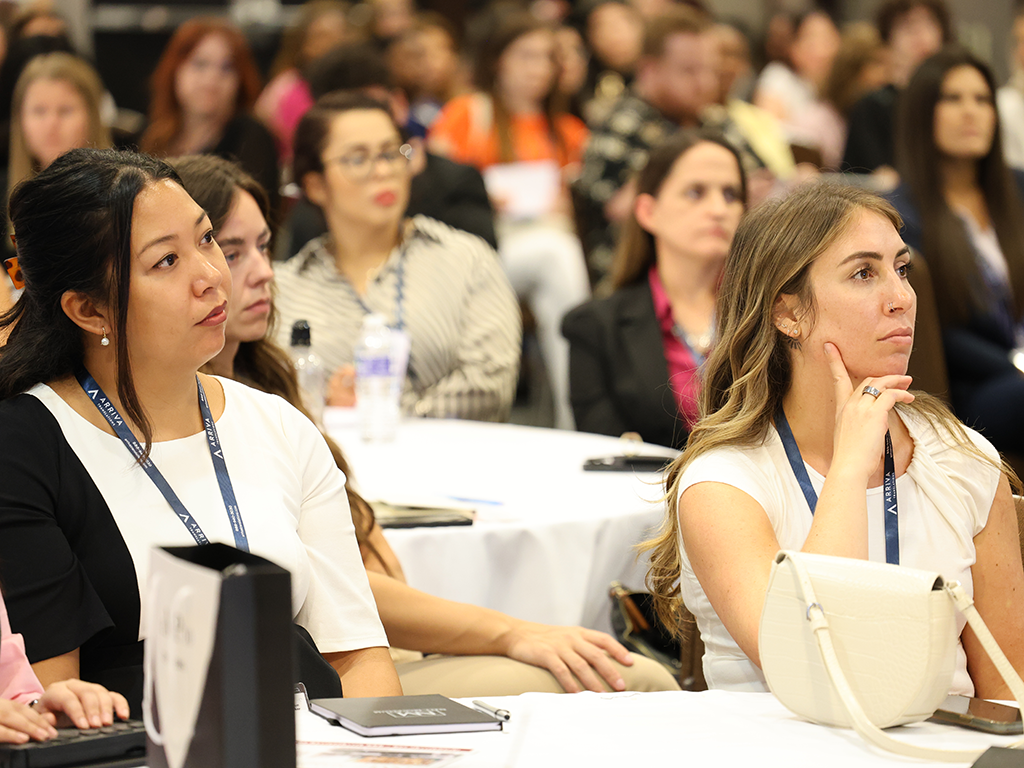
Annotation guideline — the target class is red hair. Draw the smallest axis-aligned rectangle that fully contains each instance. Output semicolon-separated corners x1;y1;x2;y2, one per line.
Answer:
140;17;263;156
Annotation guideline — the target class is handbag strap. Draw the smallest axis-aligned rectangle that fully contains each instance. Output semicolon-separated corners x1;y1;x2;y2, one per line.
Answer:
785;553;1024;762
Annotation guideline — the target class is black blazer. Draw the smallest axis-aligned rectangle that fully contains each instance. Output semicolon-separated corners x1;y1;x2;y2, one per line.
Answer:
561;281;687;449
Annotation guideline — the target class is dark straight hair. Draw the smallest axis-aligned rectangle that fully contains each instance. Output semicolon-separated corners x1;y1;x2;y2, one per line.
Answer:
0;148;181;458
170;153;391;574
895;46;1024;323
607;129;747;291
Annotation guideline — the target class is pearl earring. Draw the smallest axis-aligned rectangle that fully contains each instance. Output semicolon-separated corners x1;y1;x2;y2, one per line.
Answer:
100;327;110;347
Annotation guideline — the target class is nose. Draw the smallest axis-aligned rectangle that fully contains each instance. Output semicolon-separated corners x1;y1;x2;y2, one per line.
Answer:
250;249;274;286
193;248;225;295
887;272;915;314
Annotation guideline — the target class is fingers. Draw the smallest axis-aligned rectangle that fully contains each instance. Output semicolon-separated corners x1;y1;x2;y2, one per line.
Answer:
824;343;853;401
577;628;634;665
0;701;57;743
39;680;120;730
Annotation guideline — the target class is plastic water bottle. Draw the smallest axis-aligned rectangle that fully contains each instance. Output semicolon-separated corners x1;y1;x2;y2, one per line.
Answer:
290;320;325;426
355;314;401;442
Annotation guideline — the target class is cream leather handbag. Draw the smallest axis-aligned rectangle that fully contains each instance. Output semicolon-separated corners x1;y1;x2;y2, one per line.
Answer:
760;550;1024;761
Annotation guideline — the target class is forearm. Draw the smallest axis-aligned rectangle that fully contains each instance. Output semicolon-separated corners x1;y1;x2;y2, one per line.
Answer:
406;364;518;422
324;647;402;697
31;650;80;689
800;467;871;560
368;571;516;656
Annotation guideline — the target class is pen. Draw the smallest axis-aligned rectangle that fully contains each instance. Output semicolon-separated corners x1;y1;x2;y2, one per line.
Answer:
472;700;511;721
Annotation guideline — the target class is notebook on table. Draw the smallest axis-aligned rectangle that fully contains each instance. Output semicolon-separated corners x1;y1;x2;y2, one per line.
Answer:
309;694;503;737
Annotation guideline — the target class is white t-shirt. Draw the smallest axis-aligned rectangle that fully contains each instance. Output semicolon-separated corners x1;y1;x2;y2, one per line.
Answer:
28;377;387;654
676;410;1000;694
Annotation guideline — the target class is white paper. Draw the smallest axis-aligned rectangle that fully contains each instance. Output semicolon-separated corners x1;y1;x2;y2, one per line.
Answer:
298;740;472;767
482;161;561;221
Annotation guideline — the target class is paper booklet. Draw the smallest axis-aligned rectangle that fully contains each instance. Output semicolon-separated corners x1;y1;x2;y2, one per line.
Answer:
309;695;503;737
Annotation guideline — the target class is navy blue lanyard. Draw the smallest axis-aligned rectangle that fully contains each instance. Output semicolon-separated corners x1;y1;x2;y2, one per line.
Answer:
775;407;899;565
76;370;249;552
344;248;406;332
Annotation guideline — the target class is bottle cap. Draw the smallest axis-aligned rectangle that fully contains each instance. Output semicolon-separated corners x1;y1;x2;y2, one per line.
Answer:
291;320;312;347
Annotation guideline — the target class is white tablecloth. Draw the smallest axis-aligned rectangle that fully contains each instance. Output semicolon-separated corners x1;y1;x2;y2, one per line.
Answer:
297;690;1021;767
325;412;677;634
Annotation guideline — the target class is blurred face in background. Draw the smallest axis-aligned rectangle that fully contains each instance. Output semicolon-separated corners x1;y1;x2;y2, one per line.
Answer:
175;32;239;122
497;29;557;110
789;11;840;87
713;24;752;103
1013;14;1024;76
933;64;996;162
587;2;643;72
218;188;274;344
21;77;90;168
301;9;350;66
649;31;718;126
554;26;589;99
889;5;944;85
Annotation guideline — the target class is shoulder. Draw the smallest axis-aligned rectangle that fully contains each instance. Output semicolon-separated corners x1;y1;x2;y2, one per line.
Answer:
408;215;494;259
276;236;329;279
676;437;783;508
563;283;652;336
0;390;62;439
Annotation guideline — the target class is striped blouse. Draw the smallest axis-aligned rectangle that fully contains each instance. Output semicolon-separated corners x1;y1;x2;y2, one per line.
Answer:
274;215;522;422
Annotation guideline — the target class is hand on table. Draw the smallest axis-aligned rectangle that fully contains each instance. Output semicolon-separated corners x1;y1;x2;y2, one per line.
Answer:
501;621;634;693
825;342;914;480
36;679;130;731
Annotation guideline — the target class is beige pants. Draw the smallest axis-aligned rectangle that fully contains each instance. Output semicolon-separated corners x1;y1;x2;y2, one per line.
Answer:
395;653;680;698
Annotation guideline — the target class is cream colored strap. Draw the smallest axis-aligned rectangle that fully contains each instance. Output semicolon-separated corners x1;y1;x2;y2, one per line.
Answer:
788;554;1021;761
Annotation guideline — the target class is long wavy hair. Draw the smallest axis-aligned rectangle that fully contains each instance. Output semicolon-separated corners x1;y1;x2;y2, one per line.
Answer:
170;153;388;571
606;129;747;292
640;181;1002;634
8;52;112;210
895;47;1024;324
140;17;263;157
473;11;565;165
0;149;181;460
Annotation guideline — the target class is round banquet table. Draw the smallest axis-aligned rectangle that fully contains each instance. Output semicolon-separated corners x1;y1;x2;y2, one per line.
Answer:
324;410;678;635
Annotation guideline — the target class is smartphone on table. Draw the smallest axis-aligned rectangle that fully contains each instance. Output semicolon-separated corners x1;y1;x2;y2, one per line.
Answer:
929;695;1023;735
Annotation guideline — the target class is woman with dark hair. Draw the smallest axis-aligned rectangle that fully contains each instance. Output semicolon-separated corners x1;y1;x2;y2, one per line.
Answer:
280;91;520;421
642;181;1024;695
428;11;591;430
887;46;1024;454
174;152;679;696
0;148;401;713
140;17;278;214
562;130;746;449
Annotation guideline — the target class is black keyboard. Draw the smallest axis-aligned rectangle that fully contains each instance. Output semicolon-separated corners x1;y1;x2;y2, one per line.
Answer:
0;719;146;768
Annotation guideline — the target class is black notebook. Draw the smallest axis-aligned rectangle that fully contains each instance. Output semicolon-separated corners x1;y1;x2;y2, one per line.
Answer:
369;501;475;528
309;694;502;737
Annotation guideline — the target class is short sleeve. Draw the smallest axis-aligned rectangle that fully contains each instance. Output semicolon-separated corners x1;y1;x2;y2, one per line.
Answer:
279;404;388;652
0;395;118;664
676;446;779;515
428;96;478;167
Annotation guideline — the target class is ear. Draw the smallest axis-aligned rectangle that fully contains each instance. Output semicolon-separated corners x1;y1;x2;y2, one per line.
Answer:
772;293;803;339
61;290;111;346
302;171;328;209
633;192;657;233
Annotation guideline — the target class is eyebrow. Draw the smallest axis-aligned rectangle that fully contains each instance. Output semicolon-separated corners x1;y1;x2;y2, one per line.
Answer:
138;211;208;255
218;227;271;247
838;245;910;266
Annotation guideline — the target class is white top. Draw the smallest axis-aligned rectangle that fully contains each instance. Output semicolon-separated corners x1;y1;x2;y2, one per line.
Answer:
998;84;1024;171
675;411;1000;694
28;378;387;653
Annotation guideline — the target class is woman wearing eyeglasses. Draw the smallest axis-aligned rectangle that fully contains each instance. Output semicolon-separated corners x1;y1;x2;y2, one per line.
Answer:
275;92;521;421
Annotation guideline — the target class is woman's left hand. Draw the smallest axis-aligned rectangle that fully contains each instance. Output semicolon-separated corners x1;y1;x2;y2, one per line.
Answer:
35;679;130;730
500;621;634;693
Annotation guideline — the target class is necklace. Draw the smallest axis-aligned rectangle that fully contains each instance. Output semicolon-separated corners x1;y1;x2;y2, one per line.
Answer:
671;317;715;364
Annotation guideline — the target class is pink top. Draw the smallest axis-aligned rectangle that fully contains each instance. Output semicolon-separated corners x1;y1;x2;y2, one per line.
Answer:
0;591;44;704
648;265;701;429
254;69;314;163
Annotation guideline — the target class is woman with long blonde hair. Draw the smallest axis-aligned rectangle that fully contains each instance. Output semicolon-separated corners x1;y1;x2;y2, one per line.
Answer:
642;182;1024;697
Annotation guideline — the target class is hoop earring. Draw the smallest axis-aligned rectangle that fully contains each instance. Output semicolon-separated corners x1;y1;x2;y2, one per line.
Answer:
100;327;110;347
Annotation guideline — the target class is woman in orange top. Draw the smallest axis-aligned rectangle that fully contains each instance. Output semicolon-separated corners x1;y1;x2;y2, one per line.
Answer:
429;12;591;431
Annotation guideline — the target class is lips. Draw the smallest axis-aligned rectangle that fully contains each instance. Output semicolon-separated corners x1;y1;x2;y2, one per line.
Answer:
881;328;913;342
375;191;398;206
244;298;271;315
198;301;227;326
